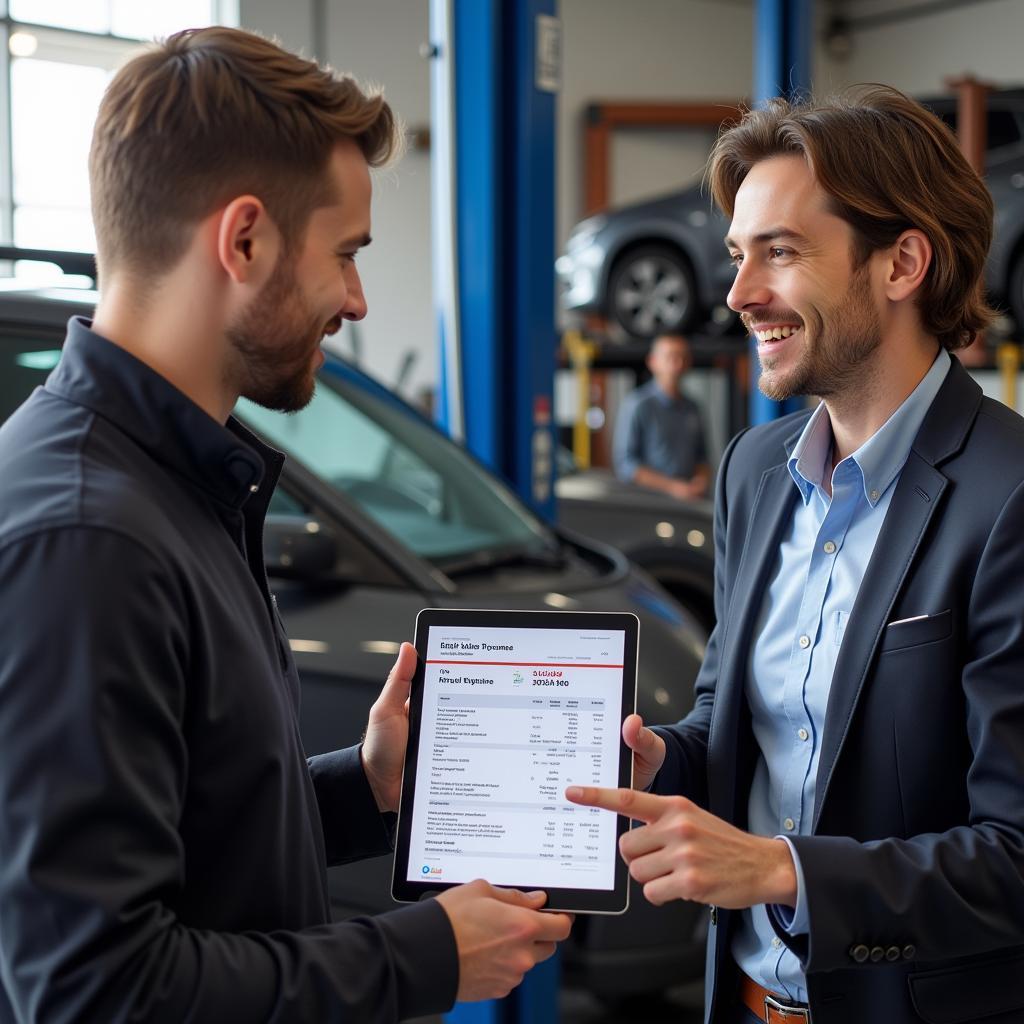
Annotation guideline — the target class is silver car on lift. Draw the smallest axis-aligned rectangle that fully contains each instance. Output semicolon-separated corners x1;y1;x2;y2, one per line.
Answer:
557;89;1024;339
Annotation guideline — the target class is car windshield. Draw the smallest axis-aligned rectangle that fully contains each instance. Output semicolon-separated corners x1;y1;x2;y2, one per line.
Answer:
236;364;558;566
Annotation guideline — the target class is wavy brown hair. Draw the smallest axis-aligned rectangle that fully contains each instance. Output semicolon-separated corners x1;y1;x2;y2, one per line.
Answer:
707;86;995;350
90;26;401;282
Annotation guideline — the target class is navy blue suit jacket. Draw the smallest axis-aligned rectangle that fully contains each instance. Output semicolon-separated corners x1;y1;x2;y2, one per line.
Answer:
653;357;1024;1023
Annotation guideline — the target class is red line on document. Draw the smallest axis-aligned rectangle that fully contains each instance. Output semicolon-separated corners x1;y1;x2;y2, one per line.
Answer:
425;660;624;667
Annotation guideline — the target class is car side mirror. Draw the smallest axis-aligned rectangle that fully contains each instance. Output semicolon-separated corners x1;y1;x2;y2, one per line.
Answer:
264;514;340;581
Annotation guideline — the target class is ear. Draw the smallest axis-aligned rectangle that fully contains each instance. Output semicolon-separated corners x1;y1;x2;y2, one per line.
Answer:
883;228;932;303
215;195;280;287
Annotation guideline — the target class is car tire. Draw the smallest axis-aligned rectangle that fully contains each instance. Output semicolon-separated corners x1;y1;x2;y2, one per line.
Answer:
607;243;697;340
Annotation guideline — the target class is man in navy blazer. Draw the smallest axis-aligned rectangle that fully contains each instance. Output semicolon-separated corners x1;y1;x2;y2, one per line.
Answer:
569;87;1024;1023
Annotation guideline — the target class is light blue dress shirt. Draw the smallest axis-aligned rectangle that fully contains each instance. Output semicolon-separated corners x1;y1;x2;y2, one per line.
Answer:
733;348;951;1002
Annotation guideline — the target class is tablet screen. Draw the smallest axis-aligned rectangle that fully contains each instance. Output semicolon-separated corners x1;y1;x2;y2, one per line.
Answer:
393;609;637;913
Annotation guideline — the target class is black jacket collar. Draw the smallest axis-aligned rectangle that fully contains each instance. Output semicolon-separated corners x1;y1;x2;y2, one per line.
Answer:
46;317;283;509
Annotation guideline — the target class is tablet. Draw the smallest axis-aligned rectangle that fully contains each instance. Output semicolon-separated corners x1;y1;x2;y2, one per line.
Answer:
391;608;638;914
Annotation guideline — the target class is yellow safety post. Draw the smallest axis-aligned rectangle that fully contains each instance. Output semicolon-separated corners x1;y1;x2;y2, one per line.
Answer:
997;341;1020;413
562;329;598;469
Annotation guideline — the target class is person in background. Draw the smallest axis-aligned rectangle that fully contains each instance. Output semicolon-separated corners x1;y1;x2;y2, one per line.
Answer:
612;332;711;499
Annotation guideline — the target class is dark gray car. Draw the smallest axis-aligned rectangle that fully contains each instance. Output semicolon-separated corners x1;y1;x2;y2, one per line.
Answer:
0;278;711;1000
558;89;1024;338
557;456;715;633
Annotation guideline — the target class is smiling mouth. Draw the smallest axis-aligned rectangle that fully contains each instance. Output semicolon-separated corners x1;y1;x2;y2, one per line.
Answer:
754;324;801;344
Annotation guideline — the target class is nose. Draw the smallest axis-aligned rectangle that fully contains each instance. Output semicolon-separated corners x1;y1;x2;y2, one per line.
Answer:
341;263;368;322
726;258;773;314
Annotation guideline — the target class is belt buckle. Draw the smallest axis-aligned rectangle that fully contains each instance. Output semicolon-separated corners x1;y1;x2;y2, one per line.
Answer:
764;993;810;1022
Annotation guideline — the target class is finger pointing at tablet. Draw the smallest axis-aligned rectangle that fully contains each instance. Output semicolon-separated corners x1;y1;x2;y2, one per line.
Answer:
564;786;798;911
435;880;573;1002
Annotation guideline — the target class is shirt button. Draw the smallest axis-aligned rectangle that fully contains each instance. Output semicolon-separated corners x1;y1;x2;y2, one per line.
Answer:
797;728;809;741
823;541;836;554
783;817;795;831
771;937;782;949
249;484;259;493
869;489;880;502
798;635;810;649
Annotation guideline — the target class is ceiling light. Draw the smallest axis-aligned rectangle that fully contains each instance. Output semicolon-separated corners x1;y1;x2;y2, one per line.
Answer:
289;639;329;654
361;640;401;655
9;32;38;58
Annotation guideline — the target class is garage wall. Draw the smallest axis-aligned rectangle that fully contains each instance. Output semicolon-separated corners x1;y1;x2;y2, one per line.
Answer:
239;0;434;404
558;0;753;247
322;2;432;403
237;0;316;58
814;0;1024;95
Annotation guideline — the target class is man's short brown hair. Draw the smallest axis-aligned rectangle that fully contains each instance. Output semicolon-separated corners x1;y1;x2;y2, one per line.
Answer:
89;27;400;282
707;86;995;350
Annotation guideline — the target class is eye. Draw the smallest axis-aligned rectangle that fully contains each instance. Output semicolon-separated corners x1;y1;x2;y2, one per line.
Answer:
769;246;790;259
728;252;743;268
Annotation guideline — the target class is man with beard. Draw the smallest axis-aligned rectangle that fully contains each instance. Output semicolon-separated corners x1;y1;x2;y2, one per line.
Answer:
568;88;1024;1023
0;27;570;1023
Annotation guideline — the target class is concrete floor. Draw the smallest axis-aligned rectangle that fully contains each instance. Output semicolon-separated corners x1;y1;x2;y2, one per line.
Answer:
410;979;704;1024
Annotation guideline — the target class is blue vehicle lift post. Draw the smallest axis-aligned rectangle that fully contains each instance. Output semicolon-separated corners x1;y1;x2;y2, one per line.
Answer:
432;0;559;523
750;0;813;425
430;0;561;1021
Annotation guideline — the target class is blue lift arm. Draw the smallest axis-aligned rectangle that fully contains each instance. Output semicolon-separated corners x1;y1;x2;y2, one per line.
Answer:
750;0;813;425
430;0;560;1020
432;0;558;523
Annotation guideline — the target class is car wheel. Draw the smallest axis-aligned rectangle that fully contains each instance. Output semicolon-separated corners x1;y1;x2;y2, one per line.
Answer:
607;244;697;339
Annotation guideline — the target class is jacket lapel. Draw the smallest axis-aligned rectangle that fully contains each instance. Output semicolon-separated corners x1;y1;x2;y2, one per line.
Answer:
708;459;799;818
811;358;982;828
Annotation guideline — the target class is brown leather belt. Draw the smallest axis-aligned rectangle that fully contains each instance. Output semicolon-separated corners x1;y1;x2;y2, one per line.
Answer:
741;972;811;1022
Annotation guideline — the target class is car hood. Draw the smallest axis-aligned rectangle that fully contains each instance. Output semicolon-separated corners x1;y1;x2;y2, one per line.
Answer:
557;467;714;517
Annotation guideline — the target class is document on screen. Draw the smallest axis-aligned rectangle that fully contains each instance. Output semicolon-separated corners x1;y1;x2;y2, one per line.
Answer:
405;620;628;893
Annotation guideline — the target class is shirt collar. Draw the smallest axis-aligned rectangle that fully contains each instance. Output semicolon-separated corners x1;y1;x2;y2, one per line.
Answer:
642;379;683;406
46;317;284;509
788;347;951;507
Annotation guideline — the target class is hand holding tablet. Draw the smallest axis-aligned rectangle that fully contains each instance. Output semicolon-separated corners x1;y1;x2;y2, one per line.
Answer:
392;608;639;914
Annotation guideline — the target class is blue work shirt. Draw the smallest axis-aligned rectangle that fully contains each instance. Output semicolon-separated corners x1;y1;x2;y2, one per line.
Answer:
612;379;708;482
733;347;951;1001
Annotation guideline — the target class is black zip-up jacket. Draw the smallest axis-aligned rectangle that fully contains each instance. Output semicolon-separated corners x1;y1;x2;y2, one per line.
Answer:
0;319;457;1022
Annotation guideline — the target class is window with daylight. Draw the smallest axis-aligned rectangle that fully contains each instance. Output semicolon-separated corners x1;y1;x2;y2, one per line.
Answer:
2;0;234;283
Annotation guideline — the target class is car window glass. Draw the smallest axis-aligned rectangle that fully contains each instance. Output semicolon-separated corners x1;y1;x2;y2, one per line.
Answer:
0;339;61;420
236;372;555;563
268;486;307;516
